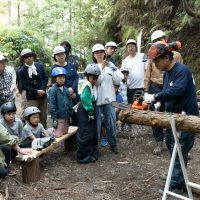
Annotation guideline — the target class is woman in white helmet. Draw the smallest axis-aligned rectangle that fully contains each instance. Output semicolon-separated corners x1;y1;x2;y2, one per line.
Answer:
92;43;124;154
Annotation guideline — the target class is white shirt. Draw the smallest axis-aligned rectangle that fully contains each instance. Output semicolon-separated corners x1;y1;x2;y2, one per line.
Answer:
96;62;124;105
122;53;146;89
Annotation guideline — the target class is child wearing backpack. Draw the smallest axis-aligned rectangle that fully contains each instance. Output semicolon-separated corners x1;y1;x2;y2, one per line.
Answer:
76;63;100;164
48;67;73;137
21;106;49;148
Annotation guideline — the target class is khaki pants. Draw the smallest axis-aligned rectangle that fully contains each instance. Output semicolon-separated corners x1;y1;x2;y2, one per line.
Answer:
26;97;47;128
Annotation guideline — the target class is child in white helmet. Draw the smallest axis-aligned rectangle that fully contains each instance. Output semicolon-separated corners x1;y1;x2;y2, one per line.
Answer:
21;106;49;148
76;63;100;164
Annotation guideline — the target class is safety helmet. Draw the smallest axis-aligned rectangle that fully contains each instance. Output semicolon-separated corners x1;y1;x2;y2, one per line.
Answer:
148;41;181;60
120;67;129;73
1;102;17;115
51;67;67;77
23;106;40;118
151;30;165;42
20;48;35;57
105;41;117;48
53;46;66;55
126;39;136;45
85;63;101;76
92;44;105;52
0;54;7;61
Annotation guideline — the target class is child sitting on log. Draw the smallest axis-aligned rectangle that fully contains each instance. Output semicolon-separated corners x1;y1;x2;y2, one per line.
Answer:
20;106;49;147
0;102;23;162
48;67;73;137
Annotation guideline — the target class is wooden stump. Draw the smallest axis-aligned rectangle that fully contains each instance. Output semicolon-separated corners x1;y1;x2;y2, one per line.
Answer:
64;133;77;152
22;158;40;183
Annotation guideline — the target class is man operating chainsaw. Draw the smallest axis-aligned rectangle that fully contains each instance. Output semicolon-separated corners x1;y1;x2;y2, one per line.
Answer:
144;40;198;194
144;30;183;156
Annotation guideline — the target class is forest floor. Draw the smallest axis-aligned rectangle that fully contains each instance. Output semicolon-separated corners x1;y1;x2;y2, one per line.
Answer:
0;124;200;200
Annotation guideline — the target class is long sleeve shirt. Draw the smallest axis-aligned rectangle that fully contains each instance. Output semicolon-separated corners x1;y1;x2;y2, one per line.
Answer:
155;62;198;115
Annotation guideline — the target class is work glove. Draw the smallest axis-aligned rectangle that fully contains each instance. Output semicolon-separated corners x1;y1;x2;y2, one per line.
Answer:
143;93;155;104
152;102;161;111
52;119;58;129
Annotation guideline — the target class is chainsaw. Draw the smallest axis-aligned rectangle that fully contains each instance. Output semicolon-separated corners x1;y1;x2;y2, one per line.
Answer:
112;90;148;110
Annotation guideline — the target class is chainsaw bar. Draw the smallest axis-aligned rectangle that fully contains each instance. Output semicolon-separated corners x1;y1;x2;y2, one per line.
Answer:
111;101;131;110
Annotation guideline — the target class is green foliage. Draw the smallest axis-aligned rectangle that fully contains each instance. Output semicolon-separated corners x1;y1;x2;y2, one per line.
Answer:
0;25;52;68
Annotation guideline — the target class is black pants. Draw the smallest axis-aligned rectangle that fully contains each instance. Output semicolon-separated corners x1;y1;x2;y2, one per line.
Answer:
76;103;98;163
0;145;11;178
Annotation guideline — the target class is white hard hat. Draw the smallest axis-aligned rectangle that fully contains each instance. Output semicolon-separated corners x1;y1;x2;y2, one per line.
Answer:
20;48;33;57
151;30;165;42
53;46;66;55
0;54;6;61
105;41;117;48
92;44;105;52
126;39;136;45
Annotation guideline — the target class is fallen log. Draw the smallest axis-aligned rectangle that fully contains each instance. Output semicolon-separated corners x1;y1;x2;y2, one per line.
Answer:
119;109;200;133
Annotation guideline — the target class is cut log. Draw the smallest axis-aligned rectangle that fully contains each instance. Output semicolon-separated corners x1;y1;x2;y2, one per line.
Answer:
119;109;200;133
22;158;40;183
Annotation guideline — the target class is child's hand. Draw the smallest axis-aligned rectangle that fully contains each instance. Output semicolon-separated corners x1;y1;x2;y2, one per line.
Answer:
71;93;76;99
18;148;32;155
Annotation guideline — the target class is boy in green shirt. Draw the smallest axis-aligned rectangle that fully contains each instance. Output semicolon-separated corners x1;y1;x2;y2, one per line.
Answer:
76;63;100;164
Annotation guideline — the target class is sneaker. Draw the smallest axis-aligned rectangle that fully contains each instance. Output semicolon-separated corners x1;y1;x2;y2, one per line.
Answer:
159;186;184;195
100;138;108;147
8;168;17;176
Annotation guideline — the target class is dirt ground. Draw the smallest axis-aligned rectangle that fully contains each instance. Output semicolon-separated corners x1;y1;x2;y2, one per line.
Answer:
0;125;200;200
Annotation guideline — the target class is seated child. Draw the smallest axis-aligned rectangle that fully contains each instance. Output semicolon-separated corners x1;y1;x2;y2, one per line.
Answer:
0;123;30;178
21;106;49;148
77;63;100;164
0;102;23;139
0;101;23;161
48;67;73;137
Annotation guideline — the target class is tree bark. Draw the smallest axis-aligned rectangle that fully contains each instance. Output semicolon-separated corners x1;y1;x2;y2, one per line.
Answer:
22;158;40;183
119;109;200;133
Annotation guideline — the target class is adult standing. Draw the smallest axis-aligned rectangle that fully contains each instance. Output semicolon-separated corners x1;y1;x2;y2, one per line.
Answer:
60;41;80;70
122;39;146;104
51;46;79;126
145;41;198;193
144;30;183;155
18;49;48;128
0;54;14;107
93;44;124;154
105;41;117;65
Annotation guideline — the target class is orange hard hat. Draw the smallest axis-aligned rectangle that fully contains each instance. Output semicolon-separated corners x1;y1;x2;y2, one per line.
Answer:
147;41;181;60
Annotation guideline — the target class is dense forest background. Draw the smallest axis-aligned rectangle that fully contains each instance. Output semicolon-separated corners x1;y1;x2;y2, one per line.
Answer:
0;0;200;87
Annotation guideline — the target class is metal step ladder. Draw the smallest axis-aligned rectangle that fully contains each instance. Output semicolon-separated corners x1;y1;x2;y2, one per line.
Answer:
162;115;200;200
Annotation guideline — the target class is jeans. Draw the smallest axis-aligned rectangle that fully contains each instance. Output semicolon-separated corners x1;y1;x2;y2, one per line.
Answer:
0;145;11;178
149;82;164;142
166;129;195;189
96;104;117;146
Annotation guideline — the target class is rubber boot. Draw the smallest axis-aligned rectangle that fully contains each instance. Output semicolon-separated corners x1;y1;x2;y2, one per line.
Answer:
153;141;163;155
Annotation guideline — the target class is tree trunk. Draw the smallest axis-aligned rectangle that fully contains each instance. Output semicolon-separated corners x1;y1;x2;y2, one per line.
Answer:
182;0;200;19
119;109;200;133
22;158;40;183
